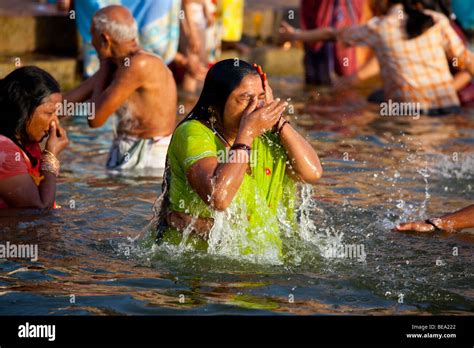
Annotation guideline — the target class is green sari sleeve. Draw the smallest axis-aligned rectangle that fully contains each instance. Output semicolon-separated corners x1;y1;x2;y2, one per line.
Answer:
173;120;219;173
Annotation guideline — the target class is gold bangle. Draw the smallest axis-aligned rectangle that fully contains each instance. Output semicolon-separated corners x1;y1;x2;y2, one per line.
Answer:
43;149;56;157
40;150;60;177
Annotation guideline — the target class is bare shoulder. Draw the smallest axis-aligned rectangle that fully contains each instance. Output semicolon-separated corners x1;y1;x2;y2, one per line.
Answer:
127;50;168;74
117;50;173;87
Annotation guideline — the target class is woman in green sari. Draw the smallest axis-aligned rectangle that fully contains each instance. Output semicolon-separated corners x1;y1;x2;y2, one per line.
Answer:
155;59;322;262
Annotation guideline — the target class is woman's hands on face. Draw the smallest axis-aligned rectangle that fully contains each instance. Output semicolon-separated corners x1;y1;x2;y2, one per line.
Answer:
239;97;287;139
45;121;69;157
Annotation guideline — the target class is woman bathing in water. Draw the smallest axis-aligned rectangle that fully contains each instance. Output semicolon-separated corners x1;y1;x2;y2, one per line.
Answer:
0;67;69;209
154;59;322;259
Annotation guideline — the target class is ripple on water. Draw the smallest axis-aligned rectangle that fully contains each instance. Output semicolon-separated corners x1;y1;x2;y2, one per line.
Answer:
1;78;473;314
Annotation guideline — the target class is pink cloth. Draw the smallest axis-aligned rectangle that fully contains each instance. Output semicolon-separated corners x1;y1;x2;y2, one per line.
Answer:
0;135;42;209
300;0;365;76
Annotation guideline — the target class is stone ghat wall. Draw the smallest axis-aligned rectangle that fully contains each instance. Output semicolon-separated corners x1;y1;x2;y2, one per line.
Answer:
0;0;304;85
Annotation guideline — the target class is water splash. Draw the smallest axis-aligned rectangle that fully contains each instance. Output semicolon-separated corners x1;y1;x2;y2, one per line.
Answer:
134;183;350;266
416;167;431;218
430;153;474;180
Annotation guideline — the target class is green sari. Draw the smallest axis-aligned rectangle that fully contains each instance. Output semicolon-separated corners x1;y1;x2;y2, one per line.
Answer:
163;119;296;261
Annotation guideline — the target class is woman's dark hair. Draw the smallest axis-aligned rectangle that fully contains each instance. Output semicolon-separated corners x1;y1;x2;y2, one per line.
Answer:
374;0;438;39
152;59;259;239
402;0;435;39
0;66;60;164
186;59;259;123
426;0;454;19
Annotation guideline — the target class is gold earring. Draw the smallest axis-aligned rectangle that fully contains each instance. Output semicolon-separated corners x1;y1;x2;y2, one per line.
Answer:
208;106;217;128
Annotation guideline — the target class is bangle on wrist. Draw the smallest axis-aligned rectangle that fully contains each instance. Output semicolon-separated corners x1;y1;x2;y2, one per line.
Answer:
425;218;442;231
272;115;283;133
230;143;251;158
277;119;290;135
41;150;60;177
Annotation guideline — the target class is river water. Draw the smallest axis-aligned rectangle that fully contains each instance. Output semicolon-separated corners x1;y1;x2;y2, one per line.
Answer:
0;78;473;315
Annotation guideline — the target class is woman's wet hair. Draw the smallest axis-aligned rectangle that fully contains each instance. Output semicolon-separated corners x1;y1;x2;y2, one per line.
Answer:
0;66;60;164
153;59;260;239
186;59;259;123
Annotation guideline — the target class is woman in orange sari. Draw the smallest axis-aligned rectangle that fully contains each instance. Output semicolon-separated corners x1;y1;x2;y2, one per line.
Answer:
0;66;69;209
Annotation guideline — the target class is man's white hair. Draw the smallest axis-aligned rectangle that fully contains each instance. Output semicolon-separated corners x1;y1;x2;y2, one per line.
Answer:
92;13;138;43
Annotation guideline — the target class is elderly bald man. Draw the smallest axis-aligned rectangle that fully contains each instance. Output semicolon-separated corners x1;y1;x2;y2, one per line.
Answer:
65;5;177;172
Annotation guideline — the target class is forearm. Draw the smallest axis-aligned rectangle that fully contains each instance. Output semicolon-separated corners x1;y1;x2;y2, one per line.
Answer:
37;172;57;209
182;1;199;45
211;161;248;210
91;69;109;100
63;74;97;103
173;52;188;68
434;204;474;231
458;48;474;75
452;71;471;91
279;123;322;184
295;27;336;43
210;132;254;210
443;20;474;75
88;67;119;128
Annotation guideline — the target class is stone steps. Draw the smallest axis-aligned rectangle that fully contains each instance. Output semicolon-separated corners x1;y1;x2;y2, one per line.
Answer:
0;0;303;87
220;46;304;77
0;53;80;89
0;2;78;55
0;0;79;86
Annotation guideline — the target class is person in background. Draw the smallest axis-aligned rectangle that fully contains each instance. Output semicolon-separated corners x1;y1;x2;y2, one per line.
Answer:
0;67;69;209
279;0;474;115
281;0;372;85
440;0;474;105
175;0;216;94
396;204;474;233
333;0;474;106
75;0;181;76
65;5;177;172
